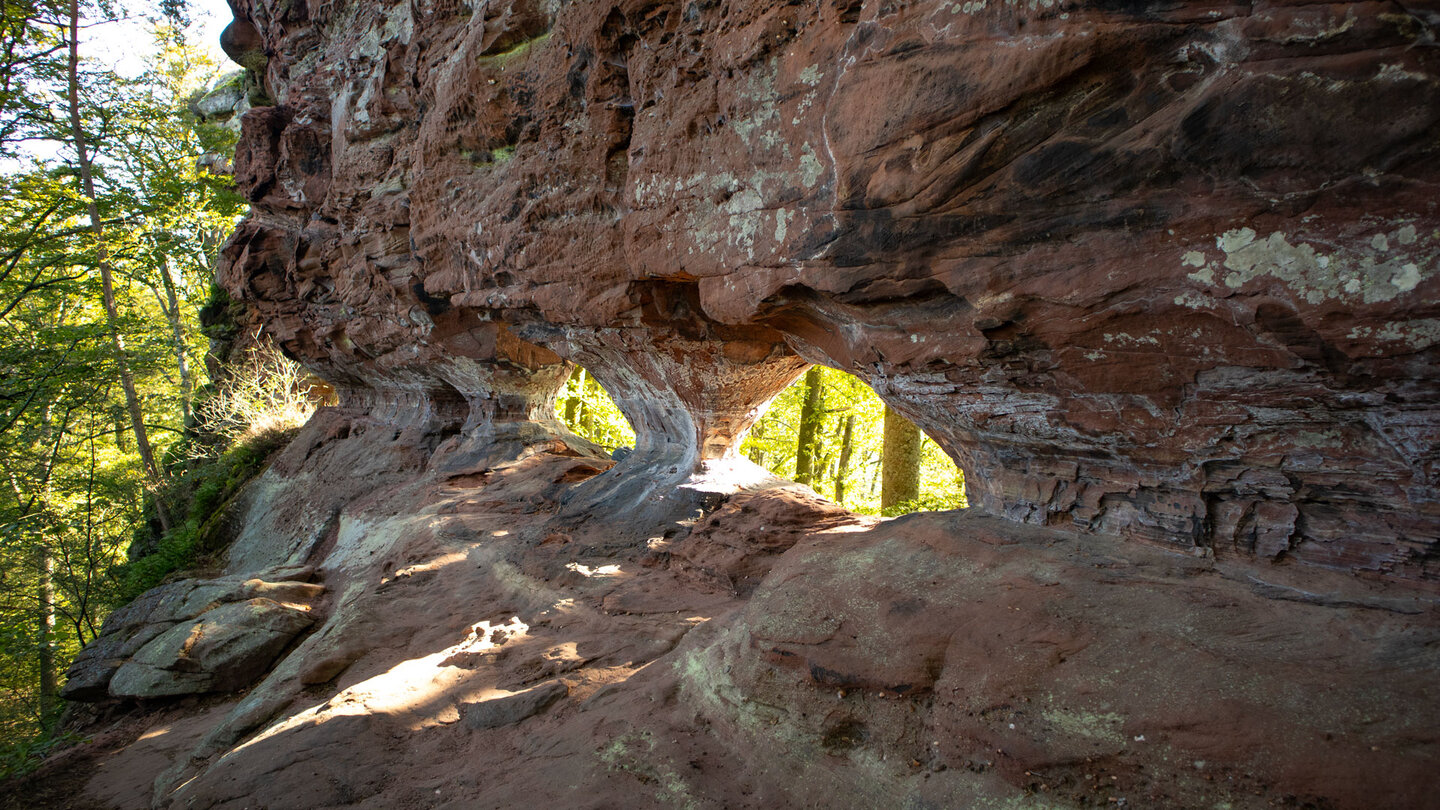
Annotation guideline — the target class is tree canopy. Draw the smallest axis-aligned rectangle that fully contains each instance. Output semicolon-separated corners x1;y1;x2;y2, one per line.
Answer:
0;0;249;769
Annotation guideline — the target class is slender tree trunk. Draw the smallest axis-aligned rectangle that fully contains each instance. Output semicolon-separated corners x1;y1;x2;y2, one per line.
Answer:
112;404;128;450
563;367;585;426
75;428;103;645
157;254;193;425
792;367;825;486
64;3;170;532
834;413;855;504
578;371;595;435
35;543;55;722
881;405;922;510
24;405;61;723
746;419;766;466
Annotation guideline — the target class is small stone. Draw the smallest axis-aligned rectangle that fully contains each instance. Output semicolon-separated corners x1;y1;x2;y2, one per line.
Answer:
464;681;568;730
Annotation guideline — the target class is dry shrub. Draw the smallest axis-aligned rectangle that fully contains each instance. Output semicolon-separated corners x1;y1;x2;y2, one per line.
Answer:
199;343;323;444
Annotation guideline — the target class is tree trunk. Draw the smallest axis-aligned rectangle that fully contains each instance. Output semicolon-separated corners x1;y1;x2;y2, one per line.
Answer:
579;371;596;435
19;406;62;724
65;3;170;532
834;414;855;504
746;419;766;466
112;403;128;450
563;366;585;426
792;367;824;486
35;543;55;723
881;405;922;510
157;254;193;426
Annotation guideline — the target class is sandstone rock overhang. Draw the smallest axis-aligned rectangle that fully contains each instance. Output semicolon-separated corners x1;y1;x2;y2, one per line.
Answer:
216;0;1439;582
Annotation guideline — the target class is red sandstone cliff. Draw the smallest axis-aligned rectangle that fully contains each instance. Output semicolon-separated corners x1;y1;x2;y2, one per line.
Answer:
219;0;1440;577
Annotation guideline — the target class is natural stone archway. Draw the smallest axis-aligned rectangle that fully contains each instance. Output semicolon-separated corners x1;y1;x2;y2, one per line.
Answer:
423;318;608;471
219;212;586;462
733;363;967;514
517;284;809;533
213;0;1440;583
761;273;1440;573
46;4;1440;810
428;320;572;432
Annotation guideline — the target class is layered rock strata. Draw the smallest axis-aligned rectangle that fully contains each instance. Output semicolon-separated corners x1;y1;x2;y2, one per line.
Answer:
217;0;1440;579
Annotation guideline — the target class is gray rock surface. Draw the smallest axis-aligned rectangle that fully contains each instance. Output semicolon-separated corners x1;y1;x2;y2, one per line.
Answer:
193;71;247;121
109;598;316;699
63;572;324;701
464;681;568;730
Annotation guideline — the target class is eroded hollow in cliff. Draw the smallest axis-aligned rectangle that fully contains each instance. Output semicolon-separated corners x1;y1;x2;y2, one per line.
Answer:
739;366;967;516
550;353;966;518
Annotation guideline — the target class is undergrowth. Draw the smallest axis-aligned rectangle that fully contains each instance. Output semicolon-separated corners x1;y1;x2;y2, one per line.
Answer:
878;490;967;518
115;428;295;604
116;343;319;603
0;728;79;781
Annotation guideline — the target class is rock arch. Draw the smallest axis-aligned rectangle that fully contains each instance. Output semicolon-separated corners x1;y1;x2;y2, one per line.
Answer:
213;0;1440;582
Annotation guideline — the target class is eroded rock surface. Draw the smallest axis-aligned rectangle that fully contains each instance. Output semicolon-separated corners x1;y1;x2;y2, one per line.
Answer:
217;0;1439;577
108;598;317;699
62;573;323;701
60;414;1437;810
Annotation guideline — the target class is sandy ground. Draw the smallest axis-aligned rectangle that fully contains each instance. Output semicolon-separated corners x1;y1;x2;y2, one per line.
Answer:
6;418;1436;809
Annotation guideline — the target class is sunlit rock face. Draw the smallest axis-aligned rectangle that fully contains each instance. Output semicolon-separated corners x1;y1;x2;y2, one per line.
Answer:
218;0;1440;580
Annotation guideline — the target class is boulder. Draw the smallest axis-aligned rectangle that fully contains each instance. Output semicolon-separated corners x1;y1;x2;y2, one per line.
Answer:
192;71;247;122
109;599;316;699
63;574;324;701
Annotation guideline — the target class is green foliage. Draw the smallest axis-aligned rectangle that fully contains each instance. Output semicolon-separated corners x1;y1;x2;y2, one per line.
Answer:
741;367;966;516
127;341;315;600
554;367;635;452
197;283;240;341
0;726;79;780
880;490;967;519
196;343;320;445
116;427;288;603
0;2;68;163
0;7;252;760
553;364;966;516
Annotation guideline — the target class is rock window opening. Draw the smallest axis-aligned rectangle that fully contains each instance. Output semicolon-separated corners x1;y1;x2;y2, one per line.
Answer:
554;365;635;454
739;366;966;516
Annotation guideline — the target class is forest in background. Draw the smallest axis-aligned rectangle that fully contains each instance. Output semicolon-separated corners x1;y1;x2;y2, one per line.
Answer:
555;367;967;516
0;0;262;771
